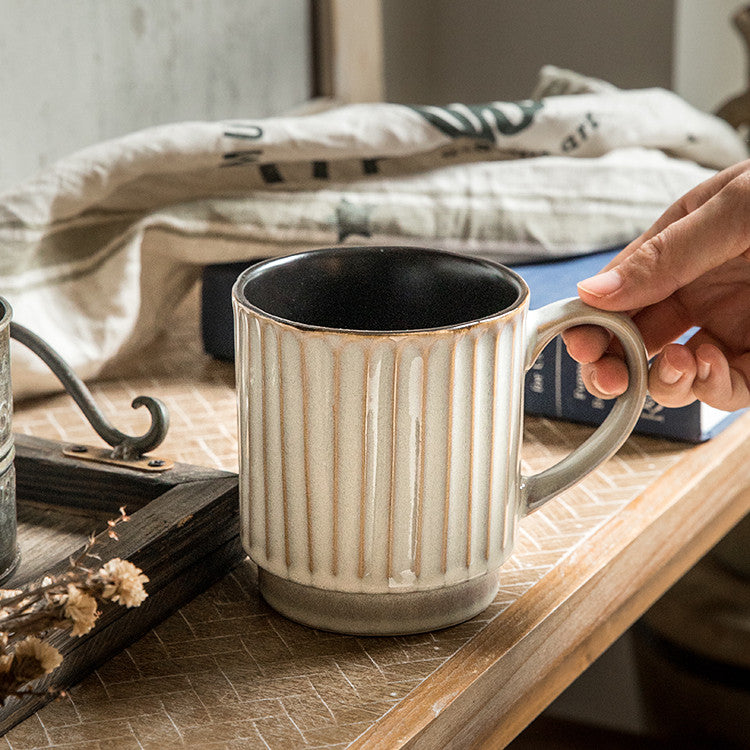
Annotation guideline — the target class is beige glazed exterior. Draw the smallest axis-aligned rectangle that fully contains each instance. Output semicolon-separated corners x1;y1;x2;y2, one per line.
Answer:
0;299;18;583
232;248;648;634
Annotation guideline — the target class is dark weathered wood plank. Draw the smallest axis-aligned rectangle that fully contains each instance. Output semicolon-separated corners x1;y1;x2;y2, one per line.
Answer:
0;535;243;733
14;501;110;584
0;437;244;735
13;433;235;511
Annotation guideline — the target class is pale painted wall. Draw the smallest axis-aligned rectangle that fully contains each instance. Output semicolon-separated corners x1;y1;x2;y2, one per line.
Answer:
382;0;675;105
673;0;746;113
382;0;749;115
0;0;313;190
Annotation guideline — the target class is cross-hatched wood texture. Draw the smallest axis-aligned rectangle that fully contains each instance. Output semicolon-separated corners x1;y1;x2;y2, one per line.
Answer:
8;283;748;749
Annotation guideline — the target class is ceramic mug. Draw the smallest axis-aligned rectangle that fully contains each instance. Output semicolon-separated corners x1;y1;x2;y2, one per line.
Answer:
0;299;19;583
232;246;648;634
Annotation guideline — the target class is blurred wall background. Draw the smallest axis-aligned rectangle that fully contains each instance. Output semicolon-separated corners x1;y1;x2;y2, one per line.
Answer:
382;0;744;115
0;1;745;192
382;0;675;103
674;0;746;112
0;0;313;190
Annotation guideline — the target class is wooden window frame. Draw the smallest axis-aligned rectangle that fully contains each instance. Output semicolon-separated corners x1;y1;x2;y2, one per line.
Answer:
312;0;384;104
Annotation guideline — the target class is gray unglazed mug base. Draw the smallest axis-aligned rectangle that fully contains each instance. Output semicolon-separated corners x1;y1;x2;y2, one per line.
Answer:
257;568;500;635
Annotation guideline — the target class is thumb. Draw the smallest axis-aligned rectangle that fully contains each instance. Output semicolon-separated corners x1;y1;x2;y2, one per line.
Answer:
577;174;750;311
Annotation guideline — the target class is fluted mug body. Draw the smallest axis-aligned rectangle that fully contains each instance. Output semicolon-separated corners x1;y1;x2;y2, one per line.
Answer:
0;299;19;583
233;247;648;633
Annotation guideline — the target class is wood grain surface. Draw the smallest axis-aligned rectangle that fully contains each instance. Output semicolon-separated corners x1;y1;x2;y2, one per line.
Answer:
1;435;243;737
6;284;749;749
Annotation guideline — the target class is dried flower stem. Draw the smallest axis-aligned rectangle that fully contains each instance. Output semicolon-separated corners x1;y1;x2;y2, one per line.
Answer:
0;508;148;704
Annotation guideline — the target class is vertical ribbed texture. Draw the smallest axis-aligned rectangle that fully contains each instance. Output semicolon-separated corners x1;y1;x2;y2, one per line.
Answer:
357;348;369;579
275;328;291;567
440;342;456;575
0;309;16;575
0;322;12;463
234;304;525;594
414;345;429;578
386;344;400;582
299;339;314;573
331;350;340;576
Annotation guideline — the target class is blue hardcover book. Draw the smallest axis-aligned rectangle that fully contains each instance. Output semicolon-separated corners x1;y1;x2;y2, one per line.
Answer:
511;249;745;442
201;251;743;443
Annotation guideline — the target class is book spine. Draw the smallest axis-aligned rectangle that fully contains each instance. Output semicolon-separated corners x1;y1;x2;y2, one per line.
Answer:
524;337;562;418
523;340;704;442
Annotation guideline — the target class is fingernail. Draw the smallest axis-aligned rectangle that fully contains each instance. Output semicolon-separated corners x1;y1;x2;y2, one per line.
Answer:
577;269;624;297
697;356;711;381
659;359;683;385
591;372;618;397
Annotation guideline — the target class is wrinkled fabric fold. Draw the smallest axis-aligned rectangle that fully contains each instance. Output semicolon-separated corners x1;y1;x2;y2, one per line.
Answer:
1;66;745;397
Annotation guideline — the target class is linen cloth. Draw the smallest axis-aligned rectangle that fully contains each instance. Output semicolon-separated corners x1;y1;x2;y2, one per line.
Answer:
1;66;746;397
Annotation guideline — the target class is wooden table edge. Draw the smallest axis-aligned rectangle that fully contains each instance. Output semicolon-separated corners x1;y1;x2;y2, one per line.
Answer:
350;413;750;749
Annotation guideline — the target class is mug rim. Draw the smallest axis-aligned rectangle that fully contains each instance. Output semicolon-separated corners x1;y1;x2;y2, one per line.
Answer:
232;246;530;335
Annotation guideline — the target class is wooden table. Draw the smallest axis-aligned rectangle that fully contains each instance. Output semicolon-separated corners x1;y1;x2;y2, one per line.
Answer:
6;287;750;750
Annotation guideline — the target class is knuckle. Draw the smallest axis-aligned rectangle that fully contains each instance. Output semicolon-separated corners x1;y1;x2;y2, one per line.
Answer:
722;172;750;234
637;233;667;270
724;169;750;204
674;193;696;217
630;233;683;292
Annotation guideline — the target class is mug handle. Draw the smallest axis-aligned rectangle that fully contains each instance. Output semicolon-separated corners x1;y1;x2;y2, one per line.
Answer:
521;297;648;515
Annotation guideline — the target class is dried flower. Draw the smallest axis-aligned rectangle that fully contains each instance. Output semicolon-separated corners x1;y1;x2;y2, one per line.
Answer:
97;558;149;608
0;510;148;703
12;638;62;680
63;585;99;637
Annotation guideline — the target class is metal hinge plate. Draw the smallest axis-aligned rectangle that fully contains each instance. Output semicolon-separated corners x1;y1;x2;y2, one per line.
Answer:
62;444;174;472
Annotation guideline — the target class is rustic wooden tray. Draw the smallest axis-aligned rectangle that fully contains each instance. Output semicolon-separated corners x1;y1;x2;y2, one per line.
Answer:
0;433;243;734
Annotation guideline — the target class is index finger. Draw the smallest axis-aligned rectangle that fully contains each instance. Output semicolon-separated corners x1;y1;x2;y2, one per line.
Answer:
598;158;750;274
578;168;750;311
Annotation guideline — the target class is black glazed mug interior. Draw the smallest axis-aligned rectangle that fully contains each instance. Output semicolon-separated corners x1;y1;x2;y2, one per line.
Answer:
237;246;525;332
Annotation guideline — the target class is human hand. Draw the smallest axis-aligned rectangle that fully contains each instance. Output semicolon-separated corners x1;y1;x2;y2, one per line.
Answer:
563;158;750;411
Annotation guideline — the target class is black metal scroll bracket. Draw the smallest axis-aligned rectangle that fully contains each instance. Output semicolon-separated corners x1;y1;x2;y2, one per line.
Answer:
9;322;170;461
